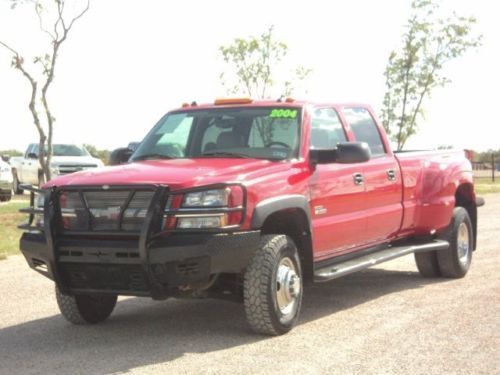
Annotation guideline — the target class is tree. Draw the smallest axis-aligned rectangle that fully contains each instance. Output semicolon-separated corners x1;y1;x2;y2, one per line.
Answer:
381;0;482;151
0;149;23;158
219;25;311;99
0;0;90;183
219;26;311;145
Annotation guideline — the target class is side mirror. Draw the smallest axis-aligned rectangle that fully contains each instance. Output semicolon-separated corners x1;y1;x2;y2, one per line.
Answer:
1;155;9;162
27;152;38;159
109;147;133;166
310;142;371;165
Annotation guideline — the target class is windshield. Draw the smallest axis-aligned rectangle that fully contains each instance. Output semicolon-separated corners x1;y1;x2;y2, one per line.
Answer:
132;107;301;161
32;144;90;157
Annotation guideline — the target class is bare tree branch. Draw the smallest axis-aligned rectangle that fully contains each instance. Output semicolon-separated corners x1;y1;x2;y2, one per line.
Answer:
0;40;20;57
35;3;56;40
66;0;89;33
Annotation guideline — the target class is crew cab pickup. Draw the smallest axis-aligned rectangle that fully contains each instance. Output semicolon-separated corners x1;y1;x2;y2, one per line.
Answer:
19;99;483;335
10;143;104;192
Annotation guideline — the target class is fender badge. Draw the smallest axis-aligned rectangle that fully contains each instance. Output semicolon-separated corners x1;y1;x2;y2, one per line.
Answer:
314;205;327;215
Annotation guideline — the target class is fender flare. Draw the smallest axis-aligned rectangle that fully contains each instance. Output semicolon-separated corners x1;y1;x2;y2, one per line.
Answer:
250;194;311;229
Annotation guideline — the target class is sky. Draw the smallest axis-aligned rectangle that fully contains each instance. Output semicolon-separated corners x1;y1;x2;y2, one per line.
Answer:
0;0;498;153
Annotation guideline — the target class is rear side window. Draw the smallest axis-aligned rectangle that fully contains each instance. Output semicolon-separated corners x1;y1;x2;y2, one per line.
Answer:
343;107;385;156
310;108;347;149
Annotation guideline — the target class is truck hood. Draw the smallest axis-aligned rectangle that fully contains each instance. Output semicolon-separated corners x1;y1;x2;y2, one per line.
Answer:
44;158;292;190
50;156;103;167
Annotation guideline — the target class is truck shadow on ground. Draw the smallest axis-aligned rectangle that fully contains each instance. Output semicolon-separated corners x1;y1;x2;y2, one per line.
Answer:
0;268;447;374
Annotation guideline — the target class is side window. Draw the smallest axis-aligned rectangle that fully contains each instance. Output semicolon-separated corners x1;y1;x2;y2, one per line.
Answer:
310;108;347;149
343;107;385;156
30;144;39;157
25;145;33;158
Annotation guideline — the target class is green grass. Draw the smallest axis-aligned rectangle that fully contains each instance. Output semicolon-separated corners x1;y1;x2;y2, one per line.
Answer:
475;181;500;195
0;201;25;260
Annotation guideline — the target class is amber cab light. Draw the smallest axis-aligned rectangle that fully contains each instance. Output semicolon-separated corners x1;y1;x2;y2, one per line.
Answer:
214;97;253;105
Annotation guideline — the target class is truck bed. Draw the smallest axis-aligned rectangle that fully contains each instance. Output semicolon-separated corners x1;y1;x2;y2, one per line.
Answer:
395;149;474;238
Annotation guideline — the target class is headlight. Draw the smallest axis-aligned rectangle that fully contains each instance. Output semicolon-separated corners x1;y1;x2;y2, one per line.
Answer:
164;186;244;230
182;189;229;207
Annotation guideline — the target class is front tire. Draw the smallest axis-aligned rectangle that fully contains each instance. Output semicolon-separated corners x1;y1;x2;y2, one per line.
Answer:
437;207;473;278
55;286;117;324
244;235;303;336
12;171;23;195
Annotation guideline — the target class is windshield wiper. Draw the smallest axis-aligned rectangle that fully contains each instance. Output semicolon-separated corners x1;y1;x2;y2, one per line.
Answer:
133;153;174;161
200;151;252;159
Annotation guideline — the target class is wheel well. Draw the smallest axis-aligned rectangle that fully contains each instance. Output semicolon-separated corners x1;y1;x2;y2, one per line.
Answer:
260;208;313;281
455;183;477;249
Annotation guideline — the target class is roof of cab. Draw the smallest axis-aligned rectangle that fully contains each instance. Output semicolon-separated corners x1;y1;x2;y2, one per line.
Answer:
170;98;371;112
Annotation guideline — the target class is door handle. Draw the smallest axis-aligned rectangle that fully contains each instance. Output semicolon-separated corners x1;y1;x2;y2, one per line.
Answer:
387;169;396;181
353;173;364;185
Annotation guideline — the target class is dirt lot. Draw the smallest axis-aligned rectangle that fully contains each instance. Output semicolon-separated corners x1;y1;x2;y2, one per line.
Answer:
1;195;499;375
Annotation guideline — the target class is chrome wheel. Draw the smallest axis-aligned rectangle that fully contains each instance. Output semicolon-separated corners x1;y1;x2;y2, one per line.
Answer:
276;257;301;316
457;222;470;266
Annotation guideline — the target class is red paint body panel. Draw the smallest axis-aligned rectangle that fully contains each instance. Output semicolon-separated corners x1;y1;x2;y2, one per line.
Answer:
44;100;475;263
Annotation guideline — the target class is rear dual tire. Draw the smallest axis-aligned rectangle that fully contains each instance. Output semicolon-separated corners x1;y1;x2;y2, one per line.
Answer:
415;207;473;279
55;286;117;324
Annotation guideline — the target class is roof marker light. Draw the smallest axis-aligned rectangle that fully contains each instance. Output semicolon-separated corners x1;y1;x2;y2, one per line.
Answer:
214;98;253;105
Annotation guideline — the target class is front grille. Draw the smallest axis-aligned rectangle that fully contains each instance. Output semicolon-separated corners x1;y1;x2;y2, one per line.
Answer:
59;189;154;232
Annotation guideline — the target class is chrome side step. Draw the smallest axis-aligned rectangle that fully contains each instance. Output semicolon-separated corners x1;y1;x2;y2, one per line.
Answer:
313;240;450;283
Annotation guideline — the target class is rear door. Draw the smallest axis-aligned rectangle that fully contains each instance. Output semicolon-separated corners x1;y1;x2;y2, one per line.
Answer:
308;108;369;260
342;107;403;244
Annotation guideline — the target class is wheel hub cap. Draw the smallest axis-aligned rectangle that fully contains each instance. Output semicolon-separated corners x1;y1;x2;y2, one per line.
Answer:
457;222;470;265
276;257;301;315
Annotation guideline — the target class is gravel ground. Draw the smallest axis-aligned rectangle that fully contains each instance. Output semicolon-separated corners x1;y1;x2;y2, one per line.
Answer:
1;195;499;375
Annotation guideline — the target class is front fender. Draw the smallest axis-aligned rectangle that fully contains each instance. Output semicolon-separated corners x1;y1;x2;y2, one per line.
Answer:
250;194;311;229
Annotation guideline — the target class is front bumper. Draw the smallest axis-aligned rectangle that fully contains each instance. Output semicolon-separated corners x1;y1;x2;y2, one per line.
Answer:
19;183;258;299
21;230;260;298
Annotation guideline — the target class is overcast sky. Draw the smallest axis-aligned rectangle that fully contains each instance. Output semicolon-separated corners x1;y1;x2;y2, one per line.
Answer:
0;0;498;152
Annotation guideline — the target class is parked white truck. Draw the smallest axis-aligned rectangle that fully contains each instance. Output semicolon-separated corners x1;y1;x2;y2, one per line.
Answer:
0;158;13;201
10;144;104;193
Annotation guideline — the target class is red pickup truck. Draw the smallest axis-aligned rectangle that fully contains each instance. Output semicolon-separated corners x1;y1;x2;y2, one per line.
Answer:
19;98;483;335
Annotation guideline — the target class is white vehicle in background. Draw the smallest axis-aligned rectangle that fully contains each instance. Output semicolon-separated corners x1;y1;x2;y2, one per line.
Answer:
0;158;13;202
10;143;104;193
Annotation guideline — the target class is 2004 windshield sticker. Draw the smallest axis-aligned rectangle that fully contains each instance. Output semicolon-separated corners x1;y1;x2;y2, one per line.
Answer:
269;109;298;119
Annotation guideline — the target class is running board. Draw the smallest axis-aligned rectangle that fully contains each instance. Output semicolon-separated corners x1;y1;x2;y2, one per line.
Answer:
313;240;450;283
